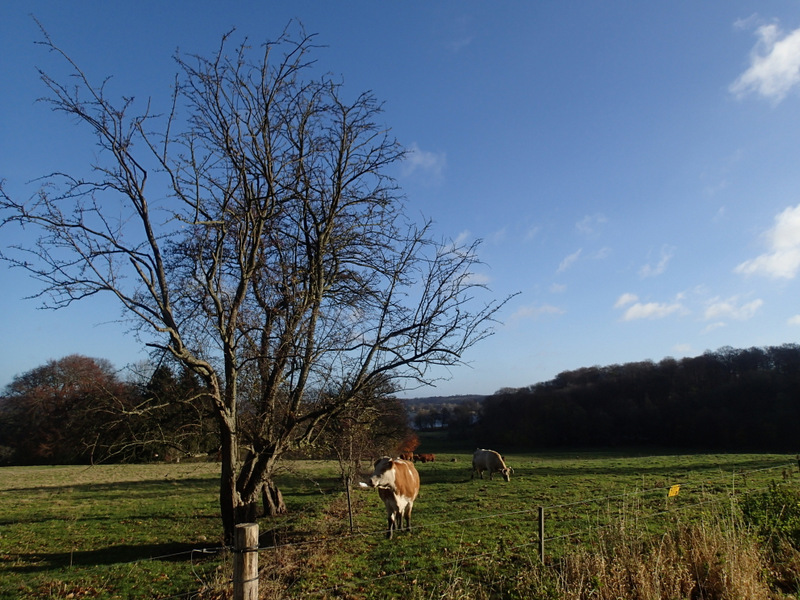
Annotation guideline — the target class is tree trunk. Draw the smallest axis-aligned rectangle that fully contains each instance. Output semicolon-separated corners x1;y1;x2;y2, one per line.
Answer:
221;450;287;542
261;479;286;516
218;420;240;545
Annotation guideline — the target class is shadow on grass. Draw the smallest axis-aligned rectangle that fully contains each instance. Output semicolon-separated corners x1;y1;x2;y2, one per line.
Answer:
3;540;222;574
0;477;216;497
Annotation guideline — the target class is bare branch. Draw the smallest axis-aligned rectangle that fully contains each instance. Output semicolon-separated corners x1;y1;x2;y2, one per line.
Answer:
0;24;512;542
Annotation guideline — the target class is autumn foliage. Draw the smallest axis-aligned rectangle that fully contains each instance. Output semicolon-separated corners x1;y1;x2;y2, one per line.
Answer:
0;355;129;463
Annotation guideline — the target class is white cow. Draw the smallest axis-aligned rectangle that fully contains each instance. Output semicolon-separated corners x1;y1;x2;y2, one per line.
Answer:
471;448;512;482
368;456;420;539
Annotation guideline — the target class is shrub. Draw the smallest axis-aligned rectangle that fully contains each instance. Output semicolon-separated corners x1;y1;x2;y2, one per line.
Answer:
740;483;800;548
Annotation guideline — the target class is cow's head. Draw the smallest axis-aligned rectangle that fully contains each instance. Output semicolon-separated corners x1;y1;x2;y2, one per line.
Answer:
500;467;512;482
369;456;395;489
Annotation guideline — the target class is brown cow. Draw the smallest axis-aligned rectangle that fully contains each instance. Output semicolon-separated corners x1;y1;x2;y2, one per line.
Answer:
368;456;420;539
416;453;435;463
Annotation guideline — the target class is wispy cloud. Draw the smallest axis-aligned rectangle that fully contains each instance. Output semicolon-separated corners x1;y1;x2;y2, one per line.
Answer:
614;293;639;308
639;245;675;278
557;249;582;273
614;293;686;321
788;315;800;326
735;204;800;279
524;224;541;241
730;21;800;103
510;303;565;321
489;227;507;245
465;271;491;285
442;229;472;254
445;15;475;53
402;142;446;179
592;247;612;260
702;322;727;334
704;296;763;321
576;213;608;236
446;36;474;53
453;230;471;246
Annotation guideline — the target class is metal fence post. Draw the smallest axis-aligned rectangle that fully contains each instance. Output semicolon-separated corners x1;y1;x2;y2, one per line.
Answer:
234;522;259;600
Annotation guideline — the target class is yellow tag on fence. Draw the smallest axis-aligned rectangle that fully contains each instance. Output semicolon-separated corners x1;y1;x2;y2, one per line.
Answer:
668;484;680;497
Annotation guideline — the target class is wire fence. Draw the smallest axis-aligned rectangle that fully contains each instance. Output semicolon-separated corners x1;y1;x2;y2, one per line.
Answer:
22;459;796;598
286;460;798;598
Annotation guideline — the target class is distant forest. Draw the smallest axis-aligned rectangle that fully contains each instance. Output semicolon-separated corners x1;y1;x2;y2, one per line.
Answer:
474;344;800;452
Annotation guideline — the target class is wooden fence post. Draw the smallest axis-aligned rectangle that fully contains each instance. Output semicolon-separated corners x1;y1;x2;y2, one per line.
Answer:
538;506;545;562
233;522;259;600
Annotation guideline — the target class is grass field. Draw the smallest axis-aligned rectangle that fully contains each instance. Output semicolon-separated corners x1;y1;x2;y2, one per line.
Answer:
0;446;797;599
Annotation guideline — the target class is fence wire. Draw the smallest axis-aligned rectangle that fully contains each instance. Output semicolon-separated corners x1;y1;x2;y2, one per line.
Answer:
26;459;794;598
268;460;799;598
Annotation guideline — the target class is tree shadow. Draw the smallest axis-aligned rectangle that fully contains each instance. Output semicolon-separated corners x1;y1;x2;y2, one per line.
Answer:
0;476;215;496
3;540;221;573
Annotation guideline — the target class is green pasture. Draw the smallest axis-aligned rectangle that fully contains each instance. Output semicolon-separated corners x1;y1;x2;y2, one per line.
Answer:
0;449;796;599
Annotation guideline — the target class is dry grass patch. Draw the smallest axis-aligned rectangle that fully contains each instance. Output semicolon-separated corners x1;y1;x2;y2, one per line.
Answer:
558;511;773;600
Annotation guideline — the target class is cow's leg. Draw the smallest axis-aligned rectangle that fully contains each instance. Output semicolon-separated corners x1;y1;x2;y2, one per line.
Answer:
404;504;413;532
386;510;396;539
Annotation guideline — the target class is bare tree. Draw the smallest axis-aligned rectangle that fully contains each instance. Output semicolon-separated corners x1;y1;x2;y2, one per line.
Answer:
0;25;510;543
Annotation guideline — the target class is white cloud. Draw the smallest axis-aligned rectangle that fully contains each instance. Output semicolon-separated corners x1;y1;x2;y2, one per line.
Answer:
510;303;565;321
592;247;612;260
524;225;541;241
735;204;800;279
454;230;472;245
465;271;491;285
402;142;446;179
788;315;800;326
576;214;608;236
442;230;472;255
489;227;507;245
730;22;800;103
639;245;675;278
447;36;474;53
614;293;639;308
557;249;582;273
702;322;728;334
614;292;686;321
549;283;567;294
736;249;800;278
672;343;693;355
703;296;763;321
619;300;685;322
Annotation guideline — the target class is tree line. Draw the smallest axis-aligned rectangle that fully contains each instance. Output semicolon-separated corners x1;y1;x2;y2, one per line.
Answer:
5;343;797;466
475;344;800;451
0;354;413;467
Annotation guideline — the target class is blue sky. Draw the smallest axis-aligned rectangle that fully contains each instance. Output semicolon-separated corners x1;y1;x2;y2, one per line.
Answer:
3;1;800;397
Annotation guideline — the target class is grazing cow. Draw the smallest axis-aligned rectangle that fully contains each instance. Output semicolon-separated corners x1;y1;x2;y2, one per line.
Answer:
415;453;435;463
471;448;512;482
399;451;414;461
368;456;420;539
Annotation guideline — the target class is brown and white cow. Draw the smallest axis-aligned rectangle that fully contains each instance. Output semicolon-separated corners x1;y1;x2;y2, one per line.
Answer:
471;448;512;482
368;456;420;539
